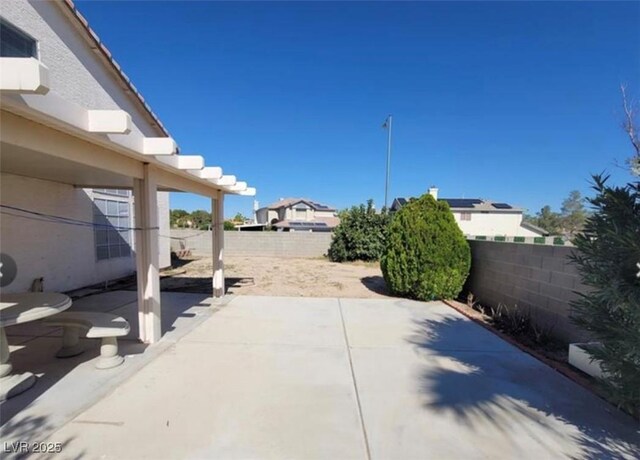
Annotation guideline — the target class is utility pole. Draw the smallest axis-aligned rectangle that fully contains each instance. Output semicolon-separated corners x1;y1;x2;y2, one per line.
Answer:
382;115;393;210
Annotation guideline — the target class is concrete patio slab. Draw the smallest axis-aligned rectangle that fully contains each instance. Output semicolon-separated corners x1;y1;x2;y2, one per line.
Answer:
69;290;138;313
109;291;213;342
339;298;640;459
47;341;367;459
184;295;345;348
339;297;515;351
6;295;639;459
0;291;216;448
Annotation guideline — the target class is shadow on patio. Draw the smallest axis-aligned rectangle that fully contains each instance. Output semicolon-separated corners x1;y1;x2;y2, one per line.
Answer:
407;316;640;459
0;290;214;447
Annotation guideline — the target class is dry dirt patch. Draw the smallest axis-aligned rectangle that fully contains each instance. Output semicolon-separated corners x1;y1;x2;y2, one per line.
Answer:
161;256;391;298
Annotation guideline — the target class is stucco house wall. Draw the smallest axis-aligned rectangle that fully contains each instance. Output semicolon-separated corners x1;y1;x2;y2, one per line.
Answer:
0;1;170;293
1;1;160;135
256;200;338;225
452;211;540;237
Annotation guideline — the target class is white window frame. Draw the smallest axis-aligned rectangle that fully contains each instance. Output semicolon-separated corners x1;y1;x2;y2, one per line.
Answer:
93;191;133;261
0;19;39;59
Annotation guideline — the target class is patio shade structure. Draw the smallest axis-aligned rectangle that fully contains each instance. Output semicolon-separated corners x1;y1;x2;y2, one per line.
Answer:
0;57;255;344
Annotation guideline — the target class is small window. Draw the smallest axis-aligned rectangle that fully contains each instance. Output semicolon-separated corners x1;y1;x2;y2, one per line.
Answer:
0;19;37;58
460;212;472;221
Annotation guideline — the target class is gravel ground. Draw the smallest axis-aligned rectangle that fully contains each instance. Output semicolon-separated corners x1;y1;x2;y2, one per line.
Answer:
160;256;391;298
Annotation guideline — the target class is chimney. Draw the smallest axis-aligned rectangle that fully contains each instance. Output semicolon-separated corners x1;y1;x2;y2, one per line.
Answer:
428;186;439;201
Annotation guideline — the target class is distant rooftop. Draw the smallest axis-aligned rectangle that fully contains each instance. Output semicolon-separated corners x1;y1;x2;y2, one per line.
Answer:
262;198;336;212
392;197;523;212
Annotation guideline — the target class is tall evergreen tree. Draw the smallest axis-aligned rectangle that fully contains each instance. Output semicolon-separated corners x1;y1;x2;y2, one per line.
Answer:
535;205;563;235
560;190;587;236
570;176;640;418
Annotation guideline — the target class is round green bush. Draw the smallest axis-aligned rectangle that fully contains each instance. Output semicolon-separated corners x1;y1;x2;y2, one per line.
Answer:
381;194;471;300
328;200;390;262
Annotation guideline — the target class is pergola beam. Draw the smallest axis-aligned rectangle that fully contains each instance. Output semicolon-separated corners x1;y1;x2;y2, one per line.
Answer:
143;137;177;155
0;111;144;179
188;166;223;180
0;57;49;94
156;154;205;170
233;187;257;197
224;181;247;192
87;110;131;134
209;175;236;186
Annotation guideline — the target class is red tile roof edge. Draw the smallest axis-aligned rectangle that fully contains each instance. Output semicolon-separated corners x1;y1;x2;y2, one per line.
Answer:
59;0;171;139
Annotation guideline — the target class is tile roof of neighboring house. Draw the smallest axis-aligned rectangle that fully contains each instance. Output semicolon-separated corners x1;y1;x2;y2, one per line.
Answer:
392;197;523;213
59;0;171;138
313;216;341;227
273;219;336;232
263;198;336;212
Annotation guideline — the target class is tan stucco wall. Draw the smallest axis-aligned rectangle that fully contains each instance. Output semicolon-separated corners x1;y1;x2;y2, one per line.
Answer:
0;2;172;290
314;210;336;219
0;173;134;293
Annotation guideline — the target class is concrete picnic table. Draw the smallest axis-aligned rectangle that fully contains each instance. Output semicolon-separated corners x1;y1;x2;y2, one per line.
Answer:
0;292;72;401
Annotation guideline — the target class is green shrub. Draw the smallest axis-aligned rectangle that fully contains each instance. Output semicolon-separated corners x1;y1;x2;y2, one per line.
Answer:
494;236;506;242
223;221;236;231
328;200;390;262
514;236;525;243
381;194;471;300
533;237;546;244
570;175;640;418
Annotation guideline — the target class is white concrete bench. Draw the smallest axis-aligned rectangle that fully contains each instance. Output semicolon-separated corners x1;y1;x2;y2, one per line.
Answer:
44;312;130;369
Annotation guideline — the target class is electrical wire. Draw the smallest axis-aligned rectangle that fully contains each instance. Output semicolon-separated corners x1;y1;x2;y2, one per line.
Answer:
0;204;212;240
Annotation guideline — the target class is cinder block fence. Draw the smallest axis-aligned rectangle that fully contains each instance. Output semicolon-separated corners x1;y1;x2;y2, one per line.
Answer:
171;229;589;343
465;240;589;343
170;230;333;258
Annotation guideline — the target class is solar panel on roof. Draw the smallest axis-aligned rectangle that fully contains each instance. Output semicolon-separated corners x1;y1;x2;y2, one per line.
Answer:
492;203;513;209
442;199;482;208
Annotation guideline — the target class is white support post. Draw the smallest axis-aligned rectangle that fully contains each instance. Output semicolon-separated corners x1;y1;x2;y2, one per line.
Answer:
212;190;225;298
133;164;162;343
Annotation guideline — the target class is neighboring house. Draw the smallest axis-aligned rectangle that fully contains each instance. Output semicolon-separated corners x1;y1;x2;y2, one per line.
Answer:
0;0;254;343
391;188;547;237
255;198;339;232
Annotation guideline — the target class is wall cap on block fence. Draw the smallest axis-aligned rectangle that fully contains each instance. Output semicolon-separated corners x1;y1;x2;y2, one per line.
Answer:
568;343;605;379
466;235;573;246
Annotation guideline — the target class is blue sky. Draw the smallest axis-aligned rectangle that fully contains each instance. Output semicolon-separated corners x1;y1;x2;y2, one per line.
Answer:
77;1;640;218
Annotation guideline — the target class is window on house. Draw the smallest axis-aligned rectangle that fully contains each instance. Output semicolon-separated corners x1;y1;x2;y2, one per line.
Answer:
460;212;472;221
93;189;130;197
94;198;132;260
0;19;37;58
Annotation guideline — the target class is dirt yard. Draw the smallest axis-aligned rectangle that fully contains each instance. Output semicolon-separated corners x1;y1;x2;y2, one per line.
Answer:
160;256;391;298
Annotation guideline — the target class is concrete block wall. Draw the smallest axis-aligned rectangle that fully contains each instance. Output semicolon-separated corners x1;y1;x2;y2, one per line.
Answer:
466;240;589;343
170;230;333;258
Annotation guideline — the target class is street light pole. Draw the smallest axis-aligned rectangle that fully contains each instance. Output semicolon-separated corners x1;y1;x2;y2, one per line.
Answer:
383;114;393;210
